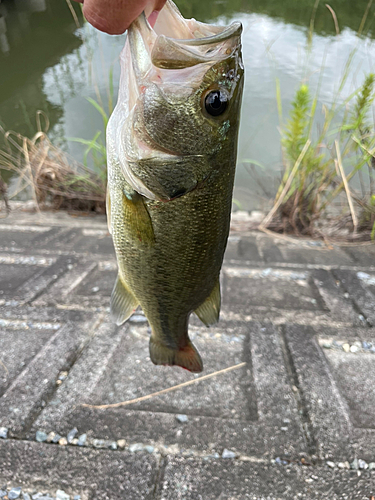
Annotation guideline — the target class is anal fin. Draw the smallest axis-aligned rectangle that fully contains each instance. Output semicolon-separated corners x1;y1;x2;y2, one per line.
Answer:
149;337;203;373
195;279;221;327
110;274;138;326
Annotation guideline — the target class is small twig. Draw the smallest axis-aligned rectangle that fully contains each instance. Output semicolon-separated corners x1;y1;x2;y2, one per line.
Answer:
65;0;81;29
0;359;9;376
325;4;340;35
0;176;10;217
82;362;247;410
335;140;358;232
260;140;311;229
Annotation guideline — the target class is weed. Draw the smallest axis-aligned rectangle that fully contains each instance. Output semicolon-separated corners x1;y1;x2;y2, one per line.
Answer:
0;112;106;213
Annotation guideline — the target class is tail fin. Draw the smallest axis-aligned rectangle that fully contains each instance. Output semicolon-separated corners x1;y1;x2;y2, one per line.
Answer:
149;337;203;373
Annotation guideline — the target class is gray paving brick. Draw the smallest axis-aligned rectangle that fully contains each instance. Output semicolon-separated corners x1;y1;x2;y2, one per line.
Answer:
223;266;322;312
1;212;375;496
0;439;158;500
344;244;375;266
160;457;375;500
0;225;51;249
311;269;364;325
257;236;285;263
324;350;375;429
0;323;90;437
32;321;305;459
238;237;262;261
0;264;42;296
0;326;56;398
278;243;354;266
333;269;375;325
284;324;375;460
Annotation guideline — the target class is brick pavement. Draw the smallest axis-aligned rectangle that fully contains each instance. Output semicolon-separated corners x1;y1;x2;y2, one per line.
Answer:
0;211;375;499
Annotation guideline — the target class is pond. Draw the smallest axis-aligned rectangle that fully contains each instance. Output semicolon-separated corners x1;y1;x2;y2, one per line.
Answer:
0;0;375;210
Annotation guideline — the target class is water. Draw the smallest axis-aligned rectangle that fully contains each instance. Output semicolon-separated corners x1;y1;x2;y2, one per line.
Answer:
1;0;375;210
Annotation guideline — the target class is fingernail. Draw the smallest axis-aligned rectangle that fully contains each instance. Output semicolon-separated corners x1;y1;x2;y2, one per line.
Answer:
148;10;159;28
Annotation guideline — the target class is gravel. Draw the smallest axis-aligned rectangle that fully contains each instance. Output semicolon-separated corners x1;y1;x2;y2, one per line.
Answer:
77;434;87;446
350;458;359;469
35;431;48;443
0;427;8;439
222;449;236;459
176;414;188;423
52;434;62;444
129;443;146;453
8;487;22;499
67;428;78;444
358;459;368;469
56;490;70;500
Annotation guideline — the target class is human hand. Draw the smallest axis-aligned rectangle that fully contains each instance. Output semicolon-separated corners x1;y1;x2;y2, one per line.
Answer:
72;0;167;35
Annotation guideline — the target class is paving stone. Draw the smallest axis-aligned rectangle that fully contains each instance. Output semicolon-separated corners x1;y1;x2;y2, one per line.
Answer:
0;323;89;436
0;225;51;250
223;235;241;261
285;324;351;459
333;269;375;325
324;350;375;429
237;237;262;261
285;324;375;460
32;261;99;308
160;457;375;499
73;268;117;306
223;266;322;312
33;322;305;458
13;257;76;304
0;326;54;398
311;269;363;325
344;245;375;267
0;304;93;326
0;264;42;296
72;230;114;255
0;439;158;500
1;213;375;494
257;235;285;263
278;243;354;266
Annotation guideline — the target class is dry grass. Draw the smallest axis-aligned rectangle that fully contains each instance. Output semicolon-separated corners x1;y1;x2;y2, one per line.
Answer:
0;113;106;214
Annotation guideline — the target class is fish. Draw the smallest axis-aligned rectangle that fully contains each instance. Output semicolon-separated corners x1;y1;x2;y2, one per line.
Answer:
106;0;244;373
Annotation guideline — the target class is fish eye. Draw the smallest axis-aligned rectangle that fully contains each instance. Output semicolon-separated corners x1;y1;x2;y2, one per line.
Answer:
204;90;228;117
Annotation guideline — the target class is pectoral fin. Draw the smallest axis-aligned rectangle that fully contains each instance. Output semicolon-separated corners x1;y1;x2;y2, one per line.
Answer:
122;189;154;246
110;274;138;325
195;279;221;326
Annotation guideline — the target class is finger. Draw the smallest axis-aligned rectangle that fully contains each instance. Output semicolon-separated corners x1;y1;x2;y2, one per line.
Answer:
82;0;149;35
153;0;167;11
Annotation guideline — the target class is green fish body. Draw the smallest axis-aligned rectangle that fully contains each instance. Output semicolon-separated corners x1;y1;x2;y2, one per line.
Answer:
106;0;244;372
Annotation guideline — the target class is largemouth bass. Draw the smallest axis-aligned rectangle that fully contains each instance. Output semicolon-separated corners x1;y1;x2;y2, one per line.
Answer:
106;0;244;373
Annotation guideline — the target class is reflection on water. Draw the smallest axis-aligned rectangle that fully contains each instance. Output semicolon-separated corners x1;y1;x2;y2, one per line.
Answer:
1;0;375;209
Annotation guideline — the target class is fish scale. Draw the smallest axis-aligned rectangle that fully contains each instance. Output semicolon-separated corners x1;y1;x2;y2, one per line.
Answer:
106;0;244;372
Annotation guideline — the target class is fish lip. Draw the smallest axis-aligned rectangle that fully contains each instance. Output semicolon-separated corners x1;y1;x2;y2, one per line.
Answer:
166;22;243;47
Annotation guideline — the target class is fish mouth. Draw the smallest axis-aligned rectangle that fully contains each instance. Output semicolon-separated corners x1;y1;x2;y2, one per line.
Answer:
126;0;242;76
